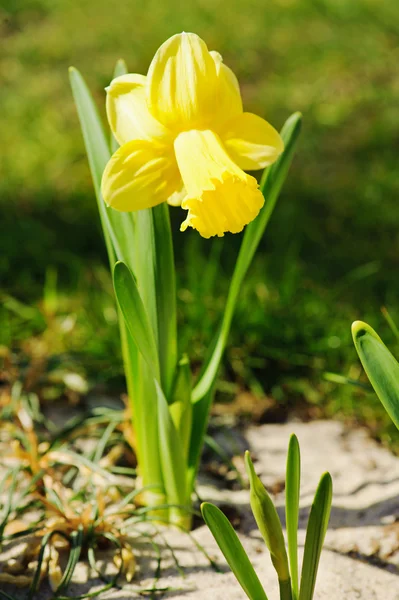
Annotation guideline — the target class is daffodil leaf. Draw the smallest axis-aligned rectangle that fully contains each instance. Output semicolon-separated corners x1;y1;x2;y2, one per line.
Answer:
298;473;332;600
352;320;399;430
113;261;160;380
152;202;178;398
188;112;302;491
201;502;269;600
110;59;128;152
156;378;190;527
69;66;136;276
69;66;117;264
286;434;300;600
70;65;164;499
245;451;290;584
192;112;302;404
169;354;192;459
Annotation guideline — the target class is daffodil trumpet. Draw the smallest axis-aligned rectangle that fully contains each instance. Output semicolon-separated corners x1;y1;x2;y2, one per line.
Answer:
70;31;302;529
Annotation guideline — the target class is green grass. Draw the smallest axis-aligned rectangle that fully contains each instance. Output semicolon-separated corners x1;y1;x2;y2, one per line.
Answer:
1;0;399;448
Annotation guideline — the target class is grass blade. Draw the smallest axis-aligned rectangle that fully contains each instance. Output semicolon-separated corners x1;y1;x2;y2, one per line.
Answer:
286;435;300;600
201;502;268;600
298;473;332;600
381;307;399;342
352;320;399;430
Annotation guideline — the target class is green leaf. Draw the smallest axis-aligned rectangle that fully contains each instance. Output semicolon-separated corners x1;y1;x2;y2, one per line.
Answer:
113;58;128;78
188;112;302;492
201;502;269;600
152;202;178;397
156;379;190;528
113;261;160;380
245;451;290;584
352;320;399;430
169;354;192;460
286;435;300;600
69;66;116;265
69;66;137;274
70;66;164;500
110;59;128;152
192;112;302;405
299;473;332;600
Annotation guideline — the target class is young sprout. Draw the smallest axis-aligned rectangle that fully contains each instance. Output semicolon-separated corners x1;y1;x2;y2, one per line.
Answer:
202;435;332;600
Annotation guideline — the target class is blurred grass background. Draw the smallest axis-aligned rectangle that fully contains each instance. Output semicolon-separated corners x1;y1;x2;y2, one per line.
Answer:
1;0;399;446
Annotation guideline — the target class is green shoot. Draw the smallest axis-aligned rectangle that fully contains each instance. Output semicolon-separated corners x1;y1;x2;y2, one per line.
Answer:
202;436;332;600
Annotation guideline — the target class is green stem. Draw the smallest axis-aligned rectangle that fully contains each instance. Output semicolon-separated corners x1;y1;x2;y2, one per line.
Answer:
279;578;293;600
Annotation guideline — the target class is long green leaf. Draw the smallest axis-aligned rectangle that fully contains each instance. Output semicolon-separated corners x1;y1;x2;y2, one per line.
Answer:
245;452;291;586
69;66;138;274
169;354;192;460
352;320;399;430
70;66;163;499
69;66;116;264
286;434;300;600
152;202;178;397
188;113;302;491
110;59;128;152
192;112;302;404
201;502;268;600
298;473;332;600
156;379;190;528
113;261;160;380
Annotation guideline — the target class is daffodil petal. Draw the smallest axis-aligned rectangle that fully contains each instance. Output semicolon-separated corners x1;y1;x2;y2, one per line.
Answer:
146;32;219;129
222;112;284;171
167;186;186;207
101;140;182;212
174;129;264;238
106;74;169;146
210;51;243;124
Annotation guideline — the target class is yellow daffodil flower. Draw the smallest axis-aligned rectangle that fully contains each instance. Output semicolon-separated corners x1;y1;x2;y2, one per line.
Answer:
101;32;284;238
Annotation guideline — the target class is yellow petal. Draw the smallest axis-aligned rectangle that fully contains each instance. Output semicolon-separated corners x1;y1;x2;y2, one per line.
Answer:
221;112;284;171
106;74;169;146
146;32;219;129
210;51;243;125
174;129;264;238
101;140;182;212
167;186;186;207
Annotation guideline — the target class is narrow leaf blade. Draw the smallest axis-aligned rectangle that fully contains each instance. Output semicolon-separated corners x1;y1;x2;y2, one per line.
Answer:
299;473;332;600
169;354;192;459
188;113;302;491
69;66;116;264
156;380;190;528
152;202;178;397
201;502;268;600
352;320;399;430
286;434;300;600
113;261;160;379
245;451;290;584
192;112;302;404
69;65;136;271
